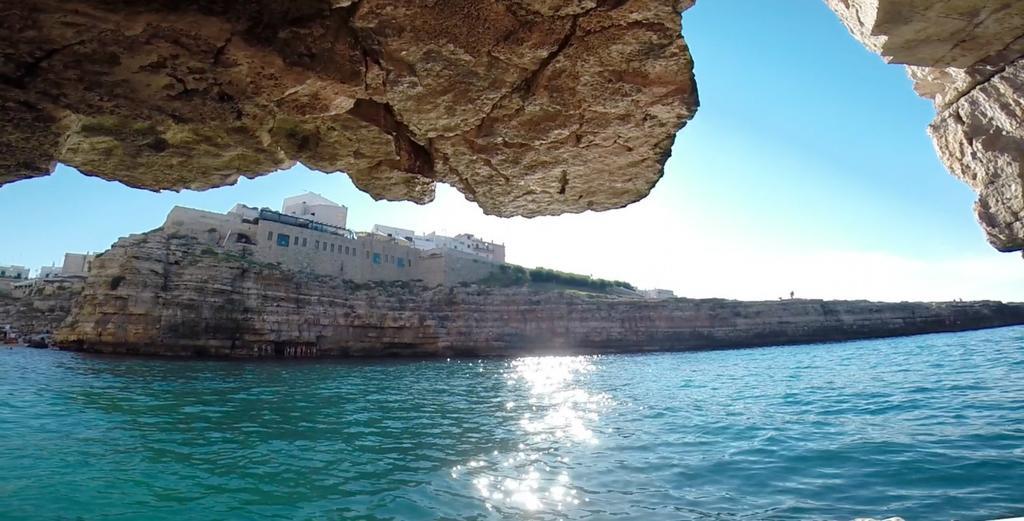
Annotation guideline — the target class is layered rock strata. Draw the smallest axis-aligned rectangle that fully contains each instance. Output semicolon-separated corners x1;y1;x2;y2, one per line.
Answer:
0;0;698;217
0;278;84;336
826;1;1024;251
54;233;1024;357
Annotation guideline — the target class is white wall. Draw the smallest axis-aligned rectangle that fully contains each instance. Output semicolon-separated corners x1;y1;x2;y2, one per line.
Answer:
38;266;61;279
163;203;500;286
0;265;29;279
372;224;416;241
61;253;96;275
282;193;348;229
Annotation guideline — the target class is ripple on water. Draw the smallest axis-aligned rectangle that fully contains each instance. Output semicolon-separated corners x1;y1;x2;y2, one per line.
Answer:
1;327;1023;520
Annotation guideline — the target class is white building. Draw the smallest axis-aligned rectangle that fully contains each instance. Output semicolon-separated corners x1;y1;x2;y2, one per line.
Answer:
0;265;29;280
641;288;676;299
61;253;95;275
372;227;506;263
282;192;348;229
38;265;61;279
161;194;503;287
371;224;416;242
229;204;260;221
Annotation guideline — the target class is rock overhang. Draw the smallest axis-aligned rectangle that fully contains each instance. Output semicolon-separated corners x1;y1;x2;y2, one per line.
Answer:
2;0;1024;255
0;0;699;218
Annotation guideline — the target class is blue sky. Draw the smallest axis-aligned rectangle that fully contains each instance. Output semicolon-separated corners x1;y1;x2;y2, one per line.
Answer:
1;1;1020;301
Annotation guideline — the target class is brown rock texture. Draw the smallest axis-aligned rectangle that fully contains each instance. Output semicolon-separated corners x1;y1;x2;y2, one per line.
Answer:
0;0;698;217
53;232;1024;357
825;0;1024;251
0;278;84;336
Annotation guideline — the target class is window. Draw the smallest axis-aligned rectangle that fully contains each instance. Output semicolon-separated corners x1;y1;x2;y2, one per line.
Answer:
372;253;382;265
293;236;299;245
330;244;335;253
267;231;273;241
344;246;349;255
276;233;290;247
302;237;307;247
397;257;406;268
315;240;320;249
366;251;370;259
408;259;412;268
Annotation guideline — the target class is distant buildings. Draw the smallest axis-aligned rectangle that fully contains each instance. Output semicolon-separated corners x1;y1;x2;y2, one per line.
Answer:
282;192;348;229
0;253;95;297
640;288;676;300
162;192;503;286
370;225;505;263
61;253;95;276
0;265;29;280
38;266;61;279
0;265;30;293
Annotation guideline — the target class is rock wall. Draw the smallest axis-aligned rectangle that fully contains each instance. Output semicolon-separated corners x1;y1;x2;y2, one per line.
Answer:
0;278;84;336
54;232;1024;357
825;1;1024;252
0;0;697;217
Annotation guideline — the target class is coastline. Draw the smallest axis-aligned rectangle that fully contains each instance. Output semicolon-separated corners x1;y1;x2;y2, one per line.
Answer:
56;322;1024;360
36;233;1024;359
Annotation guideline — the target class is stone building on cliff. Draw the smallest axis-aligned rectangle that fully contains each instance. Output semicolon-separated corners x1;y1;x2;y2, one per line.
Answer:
370;225;505;263
162;193;502;286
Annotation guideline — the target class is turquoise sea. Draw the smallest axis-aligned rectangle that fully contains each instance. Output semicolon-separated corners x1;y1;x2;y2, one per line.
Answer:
2;327;1024;520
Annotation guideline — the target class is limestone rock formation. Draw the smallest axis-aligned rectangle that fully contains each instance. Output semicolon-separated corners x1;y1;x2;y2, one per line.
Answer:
0;278;84;336
52;232;1024;357
0;0;698;217
825;0;1024;251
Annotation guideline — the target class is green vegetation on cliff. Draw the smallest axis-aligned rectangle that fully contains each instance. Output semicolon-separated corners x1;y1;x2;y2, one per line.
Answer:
479;264;635;293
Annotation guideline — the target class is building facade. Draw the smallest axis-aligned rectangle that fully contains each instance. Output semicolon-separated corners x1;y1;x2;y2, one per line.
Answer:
38;266;61;279
0;265;29;280
641;288;676;299
371;226;506;263
282;192;348;229
61;253;95;275
163;194;503;286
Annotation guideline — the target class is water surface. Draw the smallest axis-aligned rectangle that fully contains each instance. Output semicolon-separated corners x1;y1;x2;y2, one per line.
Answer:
2;327;1024;520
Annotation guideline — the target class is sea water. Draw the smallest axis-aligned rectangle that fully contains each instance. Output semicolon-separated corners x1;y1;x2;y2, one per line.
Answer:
2;327;1023;520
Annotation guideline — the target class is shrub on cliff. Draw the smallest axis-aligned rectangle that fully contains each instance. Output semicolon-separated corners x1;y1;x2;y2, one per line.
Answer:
480;264;634;292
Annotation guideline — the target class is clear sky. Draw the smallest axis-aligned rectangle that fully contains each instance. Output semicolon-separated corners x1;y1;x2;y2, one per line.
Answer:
2;2;1022;301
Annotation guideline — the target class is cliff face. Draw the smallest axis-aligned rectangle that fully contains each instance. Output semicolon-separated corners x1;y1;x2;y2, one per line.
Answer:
0;0;697;217
54;233;1024;357
0;278;84;336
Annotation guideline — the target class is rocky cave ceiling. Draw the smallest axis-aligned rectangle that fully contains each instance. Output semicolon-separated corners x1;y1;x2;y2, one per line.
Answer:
1;0;1022;251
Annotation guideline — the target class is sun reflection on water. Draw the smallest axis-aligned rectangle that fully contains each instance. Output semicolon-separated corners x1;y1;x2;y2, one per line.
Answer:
452;356;610;515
